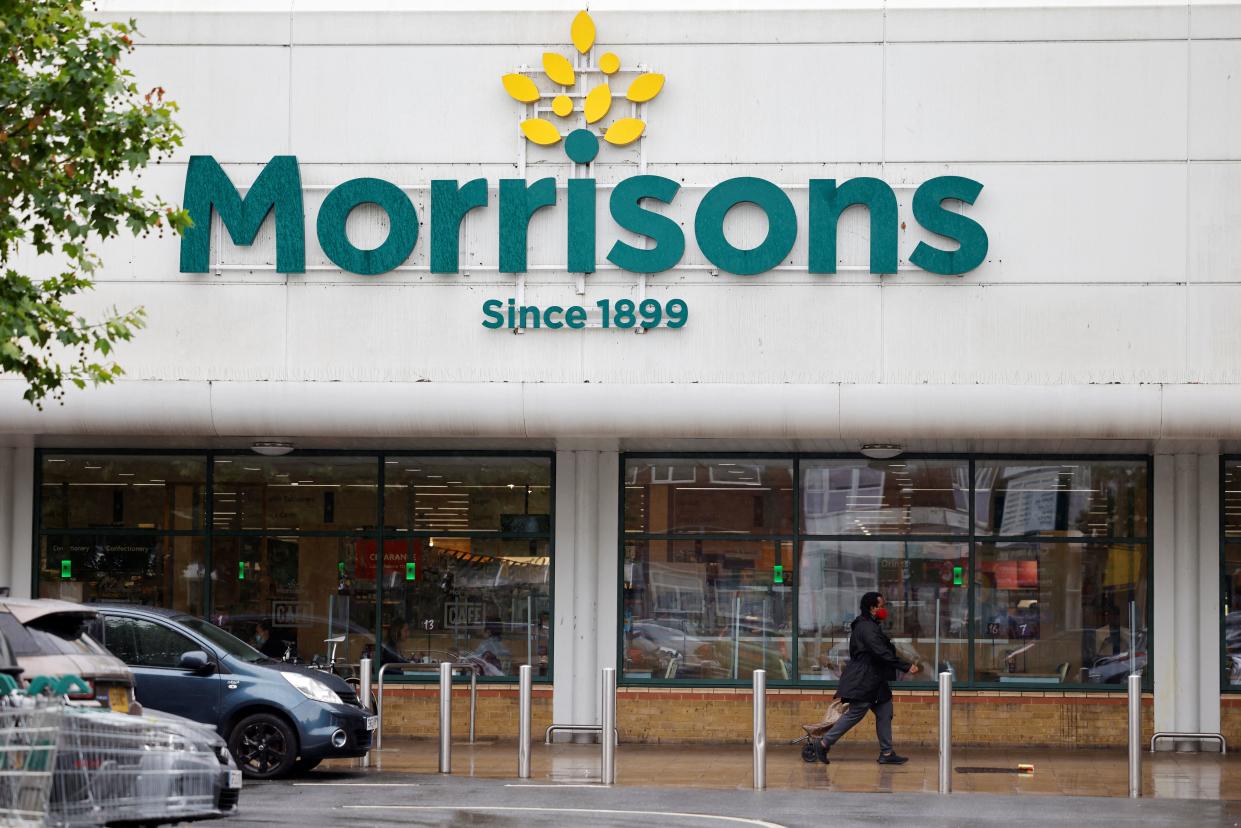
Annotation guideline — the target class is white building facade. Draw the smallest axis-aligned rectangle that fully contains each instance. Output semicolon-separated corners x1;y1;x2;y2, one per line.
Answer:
4;1;1241;746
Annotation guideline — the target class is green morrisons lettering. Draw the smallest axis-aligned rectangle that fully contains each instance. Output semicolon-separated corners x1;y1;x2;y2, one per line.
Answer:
181;155;304;273
179;156;987;278
317;177;418;276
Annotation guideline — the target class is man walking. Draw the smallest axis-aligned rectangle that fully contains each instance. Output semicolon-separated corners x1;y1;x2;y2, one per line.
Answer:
815;592;919;765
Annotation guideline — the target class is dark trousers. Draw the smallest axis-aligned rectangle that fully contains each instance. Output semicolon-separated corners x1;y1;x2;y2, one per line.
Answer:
820;698;894;754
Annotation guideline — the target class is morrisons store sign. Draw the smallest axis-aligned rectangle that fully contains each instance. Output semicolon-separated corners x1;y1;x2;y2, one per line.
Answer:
178;10;988;328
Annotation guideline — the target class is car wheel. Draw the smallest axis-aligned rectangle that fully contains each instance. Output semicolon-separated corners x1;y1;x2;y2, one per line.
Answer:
230;713;298;779
293;756;322;773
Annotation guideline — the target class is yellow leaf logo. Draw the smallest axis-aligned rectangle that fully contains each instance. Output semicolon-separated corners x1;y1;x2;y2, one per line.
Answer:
502;73;540;104
542;52;576;87
584;84;612;125
571;10;596;54
501;10;663;155
604;118;646;146
626;73;664;103
520;119;562;146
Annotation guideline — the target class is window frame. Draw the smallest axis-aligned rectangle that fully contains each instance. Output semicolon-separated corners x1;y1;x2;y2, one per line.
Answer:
33;448;555;685
1219;455;1241;694
618;452;1153;692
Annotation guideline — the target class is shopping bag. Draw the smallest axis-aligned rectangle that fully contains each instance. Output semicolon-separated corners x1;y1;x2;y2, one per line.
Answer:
824;699;850;725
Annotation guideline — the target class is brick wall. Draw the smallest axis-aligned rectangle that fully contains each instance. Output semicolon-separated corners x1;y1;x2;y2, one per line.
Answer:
379;685;554;739
1220;696;1241;747
377;684;1157;748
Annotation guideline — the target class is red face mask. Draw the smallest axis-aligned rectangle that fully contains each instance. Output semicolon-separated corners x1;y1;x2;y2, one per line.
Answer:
873;607;889;621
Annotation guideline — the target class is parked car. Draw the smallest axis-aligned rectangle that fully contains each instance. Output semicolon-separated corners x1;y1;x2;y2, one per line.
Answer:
90;606;375;779
0;597;136;713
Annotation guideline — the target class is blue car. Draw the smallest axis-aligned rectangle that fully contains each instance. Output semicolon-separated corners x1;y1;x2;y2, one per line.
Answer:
88;606;375;779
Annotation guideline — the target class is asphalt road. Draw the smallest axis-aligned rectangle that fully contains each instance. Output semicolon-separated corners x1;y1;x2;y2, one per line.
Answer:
221;768;1241;828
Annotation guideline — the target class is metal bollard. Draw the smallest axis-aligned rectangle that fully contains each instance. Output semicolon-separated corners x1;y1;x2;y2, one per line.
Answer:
439;662;452;774
938;670;952;794
1128;672;1142;798
359;657;372;768
518;664;532;779
753;669;766;790
469;668;477;744
601;667;616;785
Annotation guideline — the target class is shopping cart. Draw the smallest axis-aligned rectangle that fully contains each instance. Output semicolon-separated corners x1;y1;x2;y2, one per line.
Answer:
47;707;224;828
0;695;63;828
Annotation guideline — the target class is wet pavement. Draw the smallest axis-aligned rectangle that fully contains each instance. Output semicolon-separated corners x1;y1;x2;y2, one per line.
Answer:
213;740;1241;827
347;737;1241;800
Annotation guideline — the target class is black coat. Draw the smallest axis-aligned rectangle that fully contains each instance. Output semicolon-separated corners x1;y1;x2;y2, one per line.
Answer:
836;614;911;704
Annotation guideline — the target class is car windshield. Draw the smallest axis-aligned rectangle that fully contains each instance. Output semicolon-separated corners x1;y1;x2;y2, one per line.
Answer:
176;615;268;663
0;612;107;657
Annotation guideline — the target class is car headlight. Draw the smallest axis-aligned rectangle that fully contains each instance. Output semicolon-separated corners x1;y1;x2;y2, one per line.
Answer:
282;672;343;704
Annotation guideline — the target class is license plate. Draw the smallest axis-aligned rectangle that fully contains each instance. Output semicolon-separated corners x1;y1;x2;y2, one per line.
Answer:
365;715;378;731
107;687;130;714
227;770;243;789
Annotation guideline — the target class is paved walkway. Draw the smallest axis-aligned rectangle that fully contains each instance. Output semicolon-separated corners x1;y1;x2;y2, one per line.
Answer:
343;738;1241;800
236;771;1238;828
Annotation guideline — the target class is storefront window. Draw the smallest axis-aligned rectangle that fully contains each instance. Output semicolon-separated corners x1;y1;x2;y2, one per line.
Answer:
210;535;374;666
622;454;1150;689
974;541;1147;685
38;534;205;614
382;538;551;677
797;541;967;682
34;450;554;683
212;456;378;533
1221;462;1241;688
41;453;206;531
624;458;794;536
800;460;969;536
623;539;792;681
383;457;551;534
975;460;1148;538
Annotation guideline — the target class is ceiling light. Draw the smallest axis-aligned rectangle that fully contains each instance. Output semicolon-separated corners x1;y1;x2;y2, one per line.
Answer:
251;441;294;457
860;443;903;460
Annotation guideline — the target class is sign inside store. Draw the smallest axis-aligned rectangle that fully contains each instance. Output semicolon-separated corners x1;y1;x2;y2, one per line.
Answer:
445;601;485;630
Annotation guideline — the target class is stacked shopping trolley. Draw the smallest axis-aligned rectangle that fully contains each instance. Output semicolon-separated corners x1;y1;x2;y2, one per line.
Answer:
1;676;235;828
0;694;62;827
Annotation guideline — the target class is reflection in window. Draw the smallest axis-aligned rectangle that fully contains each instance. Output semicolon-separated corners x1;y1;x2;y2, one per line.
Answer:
1223;543;1241;686
797;541;967;682
800;460;969;536
975;460;1147;538
622;540;792;681
624;459;794;536
974;542;1147;685
383;457;552;534
382;539;551;677
210;535;374;668
38;534;205;614
41;454;206;530
212;456;378;533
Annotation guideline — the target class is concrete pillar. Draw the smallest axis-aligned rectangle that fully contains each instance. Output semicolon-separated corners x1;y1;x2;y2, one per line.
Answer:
595;451;619;702
1198;455;1222;743
550;448;619;735
8;447;33;599
552;451;578;729
1153;454;1176;736
572;451;599;729
1154;452;1219;749
1173;455;1202;745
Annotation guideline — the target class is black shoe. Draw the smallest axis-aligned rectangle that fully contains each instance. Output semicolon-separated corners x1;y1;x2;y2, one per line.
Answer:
877;752;909;765
814;739;831;764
